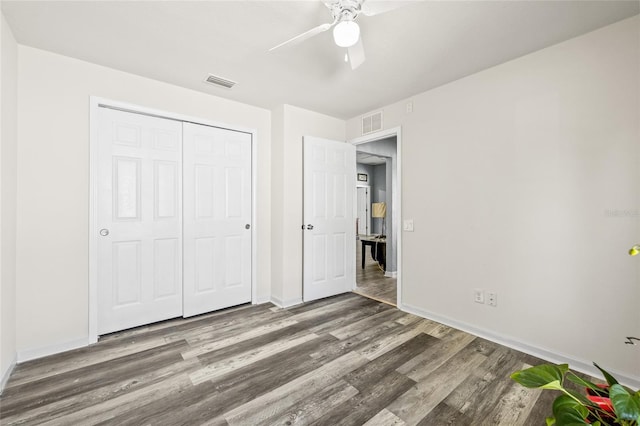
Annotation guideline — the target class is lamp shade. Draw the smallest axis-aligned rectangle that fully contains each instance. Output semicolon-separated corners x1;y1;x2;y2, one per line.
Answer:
333;21;360;48
371;202;386;218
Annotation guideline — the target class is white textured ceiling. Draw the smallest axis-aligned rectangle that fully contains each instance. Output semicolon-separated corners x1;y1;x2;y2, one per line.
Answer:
356;152;387;165
2;0;638;119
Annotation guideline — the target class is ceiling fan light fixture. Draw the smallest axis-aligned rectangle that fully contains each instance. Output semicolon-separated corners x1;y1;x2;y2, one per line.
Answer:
333;20;360;47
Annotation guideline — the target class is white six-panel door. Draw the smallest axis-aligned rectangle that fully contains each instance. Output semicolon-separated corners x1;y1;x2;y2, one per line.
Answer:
97;108;183;334
303;136;356;302
182;123;252;317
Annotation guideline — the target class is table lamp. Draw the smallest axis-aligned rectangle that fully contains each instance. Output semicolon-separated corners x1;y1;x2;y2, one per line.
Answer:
371;202;386;238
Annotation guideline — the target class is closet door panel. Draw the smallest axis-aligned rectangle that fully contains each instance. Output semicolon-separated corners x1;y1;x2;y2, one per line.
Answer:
183;123;252;317
97;108;183;334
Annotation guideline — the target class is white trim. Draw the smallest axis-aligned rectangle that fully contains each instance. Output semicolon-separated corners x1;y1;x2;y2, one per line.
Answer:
89;96;259;343
349;126;402;309
397;126;402;309
251;130;258;306
384;271;397;278
350;126;400;145
355;185;371;235
91;98;258;135
17;338;90;363
254;295;271;305
88;100;99;344
0;355;17;395
401;302;640;390
270;296;303;309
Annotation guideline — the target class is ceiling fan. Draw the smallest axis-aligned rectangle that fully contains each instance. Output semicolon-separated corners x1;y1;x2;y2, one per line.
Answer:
269;0;406;70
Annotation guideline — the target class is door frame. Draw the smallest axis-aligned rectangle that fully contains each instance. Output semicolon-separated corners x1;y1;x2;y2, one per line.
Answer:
349;126;402;309
88;96;258;343
356;185;371;235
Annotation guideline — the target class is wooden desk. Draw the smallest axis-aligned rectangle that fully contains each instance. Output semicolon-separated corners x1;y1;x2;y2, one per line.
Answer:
359;235;386;271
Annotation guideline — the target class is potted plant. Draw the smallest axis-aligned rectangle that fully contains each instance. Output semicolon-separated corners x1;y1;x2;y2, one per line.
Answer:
511;362;640;425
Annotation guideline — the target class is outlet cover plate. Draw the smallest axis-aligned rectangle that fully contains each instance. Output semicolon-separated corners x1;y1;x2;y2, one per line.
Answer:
487;292;497;307
474;289;484;304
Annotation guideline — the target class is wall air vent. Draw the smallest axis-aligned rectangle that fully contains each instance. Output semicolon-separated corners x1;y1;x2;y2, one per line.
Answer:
204;74;237;89
362;111;383;135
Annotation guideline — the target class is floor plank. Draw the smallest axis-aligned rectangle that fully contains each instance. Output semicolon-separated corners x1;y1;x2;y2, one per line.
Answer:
1;293;572;426
355;243;397;305
223;351;369;425
387;339;490;425
257;380;359;426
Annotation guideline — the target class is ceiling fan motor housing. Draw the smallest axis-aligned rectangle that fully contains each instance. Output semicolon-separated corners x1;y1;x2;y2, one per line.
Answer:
327;0;363;22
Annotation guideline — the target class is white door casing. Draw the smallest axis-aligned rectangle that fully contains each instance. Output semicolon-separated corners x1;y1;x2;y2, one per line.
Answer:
303;136;356;302
183;123;252;317
97;107;183;334
349;126;402;306
356;186;370;235
90;98;258;342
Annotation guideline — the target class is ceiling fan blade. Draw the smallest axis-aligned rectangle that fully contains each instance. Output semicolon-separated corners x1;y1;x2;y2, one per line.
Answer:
269;21;335;52
348;37;365;70
360;0;410;17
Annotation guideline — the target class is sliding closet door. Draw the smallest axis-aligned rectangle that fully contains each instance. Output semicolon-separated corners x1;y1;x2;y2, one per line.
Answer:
97;108;183;334
183;123;252;317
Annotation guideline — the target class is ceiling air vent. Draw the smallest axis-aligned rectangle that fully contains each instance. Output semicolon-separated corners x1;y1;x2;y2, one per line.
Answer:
362;111;383;135
204;74;237;89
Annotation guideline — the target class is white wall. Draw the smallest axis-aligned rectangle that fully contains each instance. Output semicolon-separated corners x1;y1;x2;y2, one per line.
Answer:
356;163;374;187
0;11;18;392
16;46;272;358
271;104;345;306
347;16;640;384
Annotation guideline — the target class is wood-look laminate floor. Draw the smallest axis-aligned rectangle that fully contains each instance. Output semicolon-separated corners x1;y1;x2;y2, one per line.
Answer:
1;293;557;426
355;244;397;306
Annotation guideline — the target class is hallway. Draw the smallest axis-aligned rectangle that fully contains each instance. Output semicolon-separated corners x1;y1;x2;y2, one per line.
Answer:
354;242;397;305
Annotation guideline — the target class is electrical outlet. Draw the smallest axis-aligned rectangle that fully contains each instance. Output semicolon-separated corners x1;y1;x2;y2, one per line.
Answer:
474;289;484;304
406;101;413;113
403;219;414;232
487;292;497;307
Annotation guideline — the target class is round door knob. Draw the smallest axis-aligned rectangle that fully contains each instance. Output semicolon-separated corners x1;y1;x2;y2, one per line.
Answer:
99;229;110;236
306;224;314;230
245;224;251;230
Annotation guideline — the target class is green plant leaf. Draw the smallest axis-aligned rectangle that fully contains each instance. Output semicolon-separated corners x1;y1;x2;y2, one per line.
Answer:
609;384;640;421
593;363;619;387
566;389;592;406
552;394;589;426
511;364;569;389
566;372;603;394
543;380;565;391
546;416;556;426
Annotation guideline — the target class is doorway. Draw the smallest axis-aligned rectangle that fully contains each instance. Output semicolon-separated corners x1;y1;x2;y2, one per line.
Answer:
351;128;401;307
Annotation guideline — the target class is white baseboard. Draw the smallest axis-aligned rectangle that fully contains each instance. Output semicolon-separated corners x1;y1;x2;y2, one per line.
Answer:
401;302;640;390
385;270;397;278
0;355;17;395
17;337;90;363
254;295;271;305
270;295;284;307
270;296;303;308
